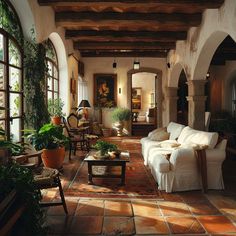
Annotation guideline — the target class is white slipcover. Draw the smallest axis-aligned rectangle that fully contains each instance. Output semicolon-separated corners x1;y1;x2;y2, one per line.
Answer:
140;122;185;165
142;124;227;192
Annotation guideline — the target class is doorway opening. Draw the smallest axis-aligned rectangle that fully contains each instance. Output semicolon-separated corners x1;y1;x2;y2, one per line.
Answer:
177;70;188;125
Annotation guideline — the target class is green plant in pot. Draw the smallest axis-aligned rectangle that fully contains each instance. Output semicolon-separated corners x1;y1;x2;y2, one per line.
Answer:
48;98;65;125
25;123;69;169
111;107;131;136
92;140;117;157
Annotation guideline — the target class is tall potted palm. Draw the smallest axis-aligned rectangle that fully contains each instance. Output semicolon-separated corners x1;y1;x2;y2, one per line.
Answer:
25;123;68;169
111;108;131;136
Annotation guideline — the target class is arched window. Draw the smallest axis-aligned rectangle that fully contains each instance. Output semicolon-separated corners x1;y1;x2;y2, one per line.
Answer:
46;40;59;101
0;0;23;141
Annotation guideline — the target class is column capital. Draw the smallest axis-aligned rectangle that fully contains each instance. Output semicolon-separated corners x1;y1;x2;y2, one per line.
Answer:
186;79;207;96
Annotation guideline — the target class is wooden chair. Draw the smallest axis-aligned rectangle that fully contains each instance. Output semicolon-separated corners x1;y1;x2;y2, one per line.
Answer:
11;151;68;214
62;117;90;160
67;112;82;128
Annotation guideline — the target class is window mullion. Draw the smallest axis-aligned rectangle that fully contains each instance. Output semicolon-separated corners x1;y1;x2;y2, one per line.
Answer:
5;35;10;140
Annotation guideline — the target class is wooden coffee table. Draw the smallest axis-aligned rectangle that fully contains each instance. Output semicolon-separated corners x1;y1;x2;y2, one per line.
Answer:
84;150;130;185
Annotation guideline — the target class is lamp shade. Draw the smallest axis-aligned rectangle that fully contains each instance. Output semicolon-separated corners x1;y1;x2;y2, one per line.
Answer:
78;100;91;108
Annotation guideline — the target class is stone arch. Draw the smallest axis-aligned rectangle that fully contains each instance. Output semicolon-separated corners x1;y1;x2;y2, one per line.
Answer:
127;67;162;127
193;31;231;81
169;62;187;88
49;32;69;115
10;0;36;40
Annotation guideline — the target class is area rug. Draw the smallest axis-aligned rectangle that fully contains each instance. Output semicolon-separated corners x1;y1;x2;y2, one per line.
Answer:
65;151;161;199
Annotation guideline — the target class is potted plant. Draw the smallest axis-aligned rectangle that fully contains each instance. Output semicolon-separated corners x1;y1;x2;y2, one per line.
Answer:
111;107;131;136
92;140;117;157
25;123;69;169
48;98;65;125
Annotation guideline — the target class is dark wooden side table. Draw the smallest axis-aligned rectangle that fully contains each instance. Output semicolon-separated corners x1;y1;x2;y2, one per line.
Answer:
195;145;208;193
84;151;130;185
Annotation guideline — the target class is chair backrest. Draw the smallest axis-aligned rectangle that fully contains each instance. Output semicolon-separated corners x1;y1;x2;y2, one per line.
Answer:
67;113;79;128
62;117;73;137
205;111;211;132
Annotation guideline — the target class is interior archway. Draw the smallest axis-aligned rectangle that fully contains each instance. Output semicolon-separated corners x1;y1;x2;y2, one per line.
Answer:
169;62;186;88
177;70;188;125
127;67;162;132
193;31;229;81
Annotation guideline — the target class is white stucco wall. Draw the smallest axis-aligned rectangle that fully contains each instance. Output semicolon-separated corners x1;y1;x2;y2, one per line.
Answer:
83;57;166;128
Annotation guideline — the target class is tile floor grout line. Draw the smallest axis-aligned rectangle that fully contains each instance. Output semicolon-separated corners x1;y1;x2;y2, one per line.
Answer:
205;194;236;227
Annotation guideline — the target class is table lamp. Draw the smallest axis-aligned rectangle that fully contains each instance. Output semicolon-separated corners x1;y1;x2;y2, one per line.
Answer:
78;100;91;120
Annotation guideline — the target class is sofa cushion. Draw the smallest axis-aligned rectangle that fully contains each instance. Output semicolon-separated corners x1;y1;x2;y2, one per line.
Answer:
148;127;166;138
178;126;219;149
167;122;186;140
150;129;170;141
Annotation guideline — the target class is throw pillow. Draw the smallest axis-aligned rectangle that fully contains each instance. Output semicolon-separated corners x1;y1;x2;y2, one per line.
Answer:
150;130;170;141
148;127;167;138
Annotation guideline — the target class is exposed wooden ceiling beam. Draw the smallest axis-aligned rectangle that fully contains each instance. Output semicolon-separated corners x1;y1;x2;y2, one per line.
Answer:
38;0;224;9
65;30;187;42
74;41;175;50
56;12;201;31
56;11;201;24
80;50;167;57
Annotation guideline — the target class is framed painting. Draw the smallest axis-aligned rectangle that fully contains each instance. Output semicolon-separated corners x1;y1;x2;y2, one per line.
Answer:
94;74;117;107
132;87;142;110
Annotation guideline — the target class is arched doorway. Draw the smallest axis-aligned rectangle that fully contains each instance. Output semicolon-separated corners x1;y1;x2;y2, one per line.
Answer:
177;70;188;125
127;67;162;136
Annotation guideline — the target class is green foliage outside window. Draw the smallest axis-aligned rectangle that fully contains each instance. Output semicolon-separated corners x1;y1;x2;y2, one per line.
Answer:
24;31;50;130
0;0;23;46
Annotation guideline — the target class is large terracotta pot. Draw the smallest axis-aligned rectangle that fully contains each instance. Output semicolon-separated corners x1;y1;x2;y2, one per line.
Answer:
41;146;65;169
51;116;61;125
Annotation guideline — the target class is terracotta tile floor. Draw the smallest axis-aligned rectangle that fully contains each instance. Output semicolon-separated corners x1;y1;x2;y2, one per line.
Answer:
43;137;236;235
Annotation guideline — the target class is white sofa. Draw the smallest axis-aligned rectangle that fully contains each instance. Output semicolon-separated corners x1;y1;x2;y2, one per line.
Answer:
141;123;227;192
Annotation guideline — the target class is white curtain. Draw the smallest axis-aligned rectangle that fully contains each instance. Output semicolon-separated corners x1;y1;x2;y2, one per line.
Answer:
78;76;88;105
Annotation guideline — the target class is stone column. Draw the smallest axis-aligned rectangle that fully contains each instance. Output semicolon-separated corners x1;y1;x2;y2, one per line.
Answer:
186;80;207;130
165;87;178;124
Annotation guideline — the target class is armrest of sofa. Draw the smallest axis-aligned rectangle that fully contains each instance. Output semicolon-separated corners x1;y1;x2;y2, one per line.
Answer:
205;149;226;163
169;148;195;168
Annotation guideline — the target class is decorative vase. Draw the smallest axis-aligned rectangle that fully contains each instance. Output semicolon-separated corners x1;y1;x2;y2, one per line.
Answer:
51;116;61;125
41;146;65;169
114;121;124;136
